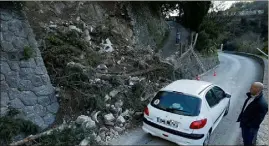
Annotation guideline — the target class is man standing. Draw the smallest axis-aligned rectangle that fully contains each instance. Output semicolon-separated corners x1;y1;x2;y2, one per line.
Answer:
237;82;268;146
176;29;180;45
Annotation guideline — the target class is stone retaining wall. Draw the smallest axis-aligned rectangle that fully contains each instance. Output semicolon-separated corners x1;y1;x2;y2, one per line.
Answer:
0;5;59;129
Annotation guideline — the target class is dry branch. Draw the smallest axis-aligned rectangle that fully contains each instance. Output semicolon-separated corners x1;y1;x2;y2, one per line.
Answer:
10;131;47;146
9;124;68;146
126;67;165;76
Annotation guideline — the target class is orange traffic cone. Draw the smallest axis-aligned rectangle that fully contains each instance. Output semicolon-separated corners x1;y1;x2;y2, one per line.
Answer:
213;71;216;76
196;75;200;80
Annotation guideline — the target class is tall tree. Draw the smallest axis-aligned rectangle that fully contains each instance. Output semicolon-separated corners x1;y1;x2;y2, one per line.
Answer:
181;1;211;31
148;1;212;32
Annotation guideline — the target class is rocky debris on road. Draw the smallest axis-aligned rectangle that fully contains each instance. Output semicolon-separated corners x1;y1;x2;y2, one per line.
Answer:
97;64;108;73
104;113;115;124
114;126;124;133
79;137;91;146
23;13;174;145
75;115;96;130
90;110;101;123
115;100;123;108
3;1;220;145
104;94;111;102
129;76;146;83
109;89;120;98
116;116;126;124
100;38;114;53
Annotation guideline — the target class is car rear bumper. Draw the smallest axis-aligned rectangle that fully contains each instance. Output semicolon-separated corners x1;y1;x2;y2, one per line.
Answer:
142;118;205;145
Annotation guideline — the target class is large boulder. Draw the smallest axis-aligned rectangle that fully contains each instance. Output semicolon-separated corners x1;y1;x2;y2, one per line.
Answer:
75;115;96;129
104;113;115;124
109;89;119;98
79;137;90;146
116;115;126;124
114;99;123;108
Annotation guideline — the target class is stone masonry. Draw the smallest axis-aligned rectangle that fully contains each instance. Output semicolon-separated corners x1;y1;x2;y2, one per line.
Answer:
0;6;59;129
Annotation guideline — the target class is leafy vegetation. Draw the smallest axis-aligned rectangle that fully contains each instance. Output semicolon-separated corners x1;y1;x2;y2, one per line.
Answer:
149;1;212;31
221;1;268;55
38;127;97;146
41;28;110;123
122;82;147;111
0;107;39;145
147;2;217;54
22;46;34;60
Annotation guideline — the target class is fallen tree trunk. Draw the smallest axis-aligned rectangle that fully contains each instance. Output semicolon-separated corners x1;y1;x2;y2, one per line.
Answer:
98;66;166;77
126;67;165;76
9;124;68;146
10;133;44;146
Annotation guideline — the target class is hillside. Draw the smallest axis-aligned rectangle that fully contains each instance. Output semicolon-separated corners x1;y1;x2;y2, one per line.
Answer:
0;2;219;145
220;1;268;54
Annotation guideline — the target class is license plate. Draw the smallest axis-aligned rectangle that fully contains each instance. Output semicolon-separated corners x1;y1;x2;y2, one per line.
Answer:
157;117;179;128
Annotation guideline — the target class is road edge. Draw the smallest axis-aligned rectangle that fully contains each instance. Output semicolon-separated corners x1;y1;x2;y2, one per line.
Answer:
224;51;268;145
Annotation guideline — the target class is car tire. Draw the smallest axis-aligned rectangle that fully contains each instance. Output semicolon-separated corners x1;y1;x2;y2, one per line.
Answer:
203;132;211;146
224;100;230;116
146;132;153;137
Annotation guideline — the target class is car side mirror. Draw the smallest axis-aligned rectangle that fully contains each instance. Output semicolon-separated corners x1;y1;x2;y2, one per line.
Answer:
225;93;231;98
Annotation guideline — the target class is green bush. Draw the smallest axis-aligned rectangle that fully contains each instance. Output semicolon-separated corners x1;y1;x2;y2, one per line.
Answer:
196;30;210;51
38;127;97;146
46;35;64;46
22;46;34;60
157;29;170;51
122;82;148;111
0;108;39;145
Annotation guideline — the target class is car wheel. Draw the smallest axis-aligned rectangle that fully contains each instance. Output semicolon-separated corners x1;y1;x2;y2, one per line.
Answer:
203;132;211;146
146;132;153;137
224;100;230;116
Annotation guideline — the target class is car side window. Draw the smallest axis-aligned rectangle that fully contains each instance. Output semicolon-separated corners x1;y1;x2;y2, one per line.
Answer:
212;86;225;101
205;89;219;107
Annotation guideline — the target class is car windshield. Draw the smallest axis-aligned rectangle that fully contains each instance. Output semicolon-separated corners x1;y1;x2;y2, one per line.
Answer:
150;91;201;116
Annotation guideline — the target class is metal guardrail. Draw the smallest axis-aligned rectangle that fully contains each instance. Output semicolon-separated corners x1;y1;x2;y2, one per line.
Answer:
256;48;268;57
173;33;206;72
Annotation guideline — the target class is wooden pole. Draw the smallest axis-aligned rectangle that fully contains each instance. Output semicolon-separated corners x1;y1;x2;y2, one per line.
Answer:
192;33;199;49
220;44;223;51
180;42;182;56
190;32;194;47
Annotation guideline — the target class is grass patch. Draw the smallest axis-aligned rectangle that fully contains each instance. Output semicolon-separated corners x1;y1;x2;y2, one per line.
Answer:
22;46;34;60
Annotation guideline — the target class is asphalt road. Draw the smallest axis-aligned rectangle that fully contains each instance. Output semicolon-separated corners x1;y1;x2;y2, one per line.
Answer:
109;52;263;145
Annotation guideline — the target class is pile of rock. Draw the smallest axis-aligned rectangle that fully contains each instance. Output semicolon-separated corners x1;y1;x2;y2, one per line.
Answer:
26;11;174;145
75;113;128;145
76;115;96;130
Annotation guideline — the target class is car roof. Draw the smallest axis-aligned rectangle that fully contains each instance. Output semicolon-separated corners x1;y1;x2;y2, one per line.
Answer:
160;79;213;97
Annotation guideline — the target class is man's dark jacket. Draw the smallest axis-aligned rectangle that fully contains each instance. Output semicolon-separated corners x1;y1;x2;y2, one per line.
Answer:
237;92;268;128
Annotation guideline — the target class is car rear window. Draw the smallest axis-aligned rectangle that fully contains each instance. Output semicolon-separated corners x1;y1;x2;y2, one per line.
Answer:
150;91;201;116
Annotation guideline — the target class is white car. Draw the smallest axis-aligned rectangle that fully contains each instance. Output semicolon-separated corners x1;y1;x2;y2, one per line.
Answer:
142;80;231;146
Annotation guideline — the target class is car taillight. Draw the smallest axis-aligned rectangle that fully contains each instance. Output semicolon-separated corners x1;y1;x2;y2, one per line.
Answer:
144;107;149;116
190;118;207;129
